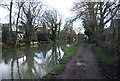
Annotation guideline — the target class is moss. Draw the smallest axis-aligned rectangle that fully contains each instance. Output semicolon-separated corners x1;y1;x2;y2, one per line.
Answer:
93;46;118;65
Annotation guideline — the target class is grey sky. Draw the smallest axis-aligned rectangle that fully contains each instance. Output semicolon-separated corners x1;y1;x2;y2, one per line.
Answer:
0;0;85;33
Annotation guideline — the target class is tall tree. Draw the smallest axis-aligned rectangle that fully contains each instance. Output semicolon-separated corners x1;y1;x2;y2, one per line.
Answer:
14;1;25;47
9;0;13;32
96;2;120;41
73;2;98;42
72;1;120;42
64;18;76;42
42;9;62;42
21;0;44;44
0;0;14;45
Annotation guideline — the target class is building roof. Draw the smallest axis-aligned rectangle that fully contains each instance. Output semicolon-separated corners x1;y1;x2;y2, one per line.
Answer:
2;24;9;27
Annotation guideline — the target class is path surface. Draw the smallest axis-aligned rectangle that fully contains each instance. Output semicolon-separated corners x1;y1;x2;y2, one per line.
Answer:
55;41;103;79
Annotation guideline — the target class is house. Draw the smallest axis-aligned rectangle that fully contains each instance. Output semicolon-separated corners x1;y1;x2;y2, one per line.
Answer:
33;23;51;37
2;23;24;40
2;22;51;42
2;24;10;30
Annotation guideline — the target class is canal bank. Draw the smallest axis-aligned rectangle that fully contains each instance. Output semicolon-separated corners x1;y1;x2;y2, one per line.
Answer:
44;41;103;79
43;45;78;79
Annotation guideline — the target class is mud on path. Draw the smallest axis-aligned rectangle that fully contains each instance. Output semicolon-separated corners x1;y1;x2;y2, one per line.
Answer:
55;41;103;79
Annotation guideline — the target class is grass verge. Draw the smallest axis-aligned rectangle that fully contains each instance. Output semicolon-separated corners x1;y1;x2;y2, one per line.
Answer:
59;46;77;63
43;46;78;79
93;46;118;65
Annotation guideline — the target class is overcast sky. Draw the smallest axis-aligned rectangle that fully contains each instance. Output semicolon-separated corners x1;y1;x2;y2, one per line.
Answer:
0;0;85;33
45;0;84;33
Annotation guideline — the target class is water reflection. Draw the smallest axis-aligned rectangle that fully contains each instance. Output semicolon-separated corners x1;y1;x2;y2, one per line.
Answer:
1;43;66;79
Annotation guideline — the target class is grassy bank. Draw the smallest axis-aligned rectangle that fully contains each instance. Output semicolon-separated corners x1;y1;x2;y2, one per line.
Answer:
59;46;77;63
93;46;118;65
93;45;119;79
43;45;78;79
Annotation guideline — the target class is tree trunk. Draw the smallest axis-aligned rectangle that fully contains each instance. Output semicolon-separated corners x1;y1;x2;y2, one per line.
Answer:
15;3;23;47
9;0;13;32
9;0;14;46
15;10;20;47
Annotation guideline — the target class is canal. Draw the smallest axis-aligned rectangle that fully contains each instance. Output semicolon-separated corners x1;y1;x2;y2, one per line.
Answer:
0;43;68;79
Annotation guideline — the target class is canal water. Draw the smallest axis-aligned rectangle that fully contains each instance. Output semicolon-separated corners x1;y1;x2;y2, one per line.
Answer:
0;43;67;79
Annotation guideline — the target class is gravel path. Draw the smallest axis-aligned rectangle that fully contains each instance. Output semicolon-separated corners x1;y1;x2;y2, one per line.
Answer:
55;41;103;79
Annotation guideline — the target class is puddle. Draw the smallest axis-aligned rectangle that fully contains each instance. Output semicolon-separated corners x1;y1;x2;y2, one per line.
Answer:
76;61;87;67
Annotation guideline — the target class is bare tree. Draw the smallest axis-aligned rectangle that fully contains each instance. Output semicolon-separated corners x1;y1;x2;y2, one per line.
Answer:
14;1;25;47
9;0;13;32
72;1;120;42
41;9;62;42
1;0;13;31
20;0;44;44
72;2;98;42
96;2;120;41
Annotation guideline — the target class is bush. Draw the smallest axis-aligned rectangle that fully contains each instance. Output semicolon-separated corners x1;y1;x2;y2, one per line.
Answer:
2;29;9;44
93;46;118;65
2;29;13;45
37;32;48;41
